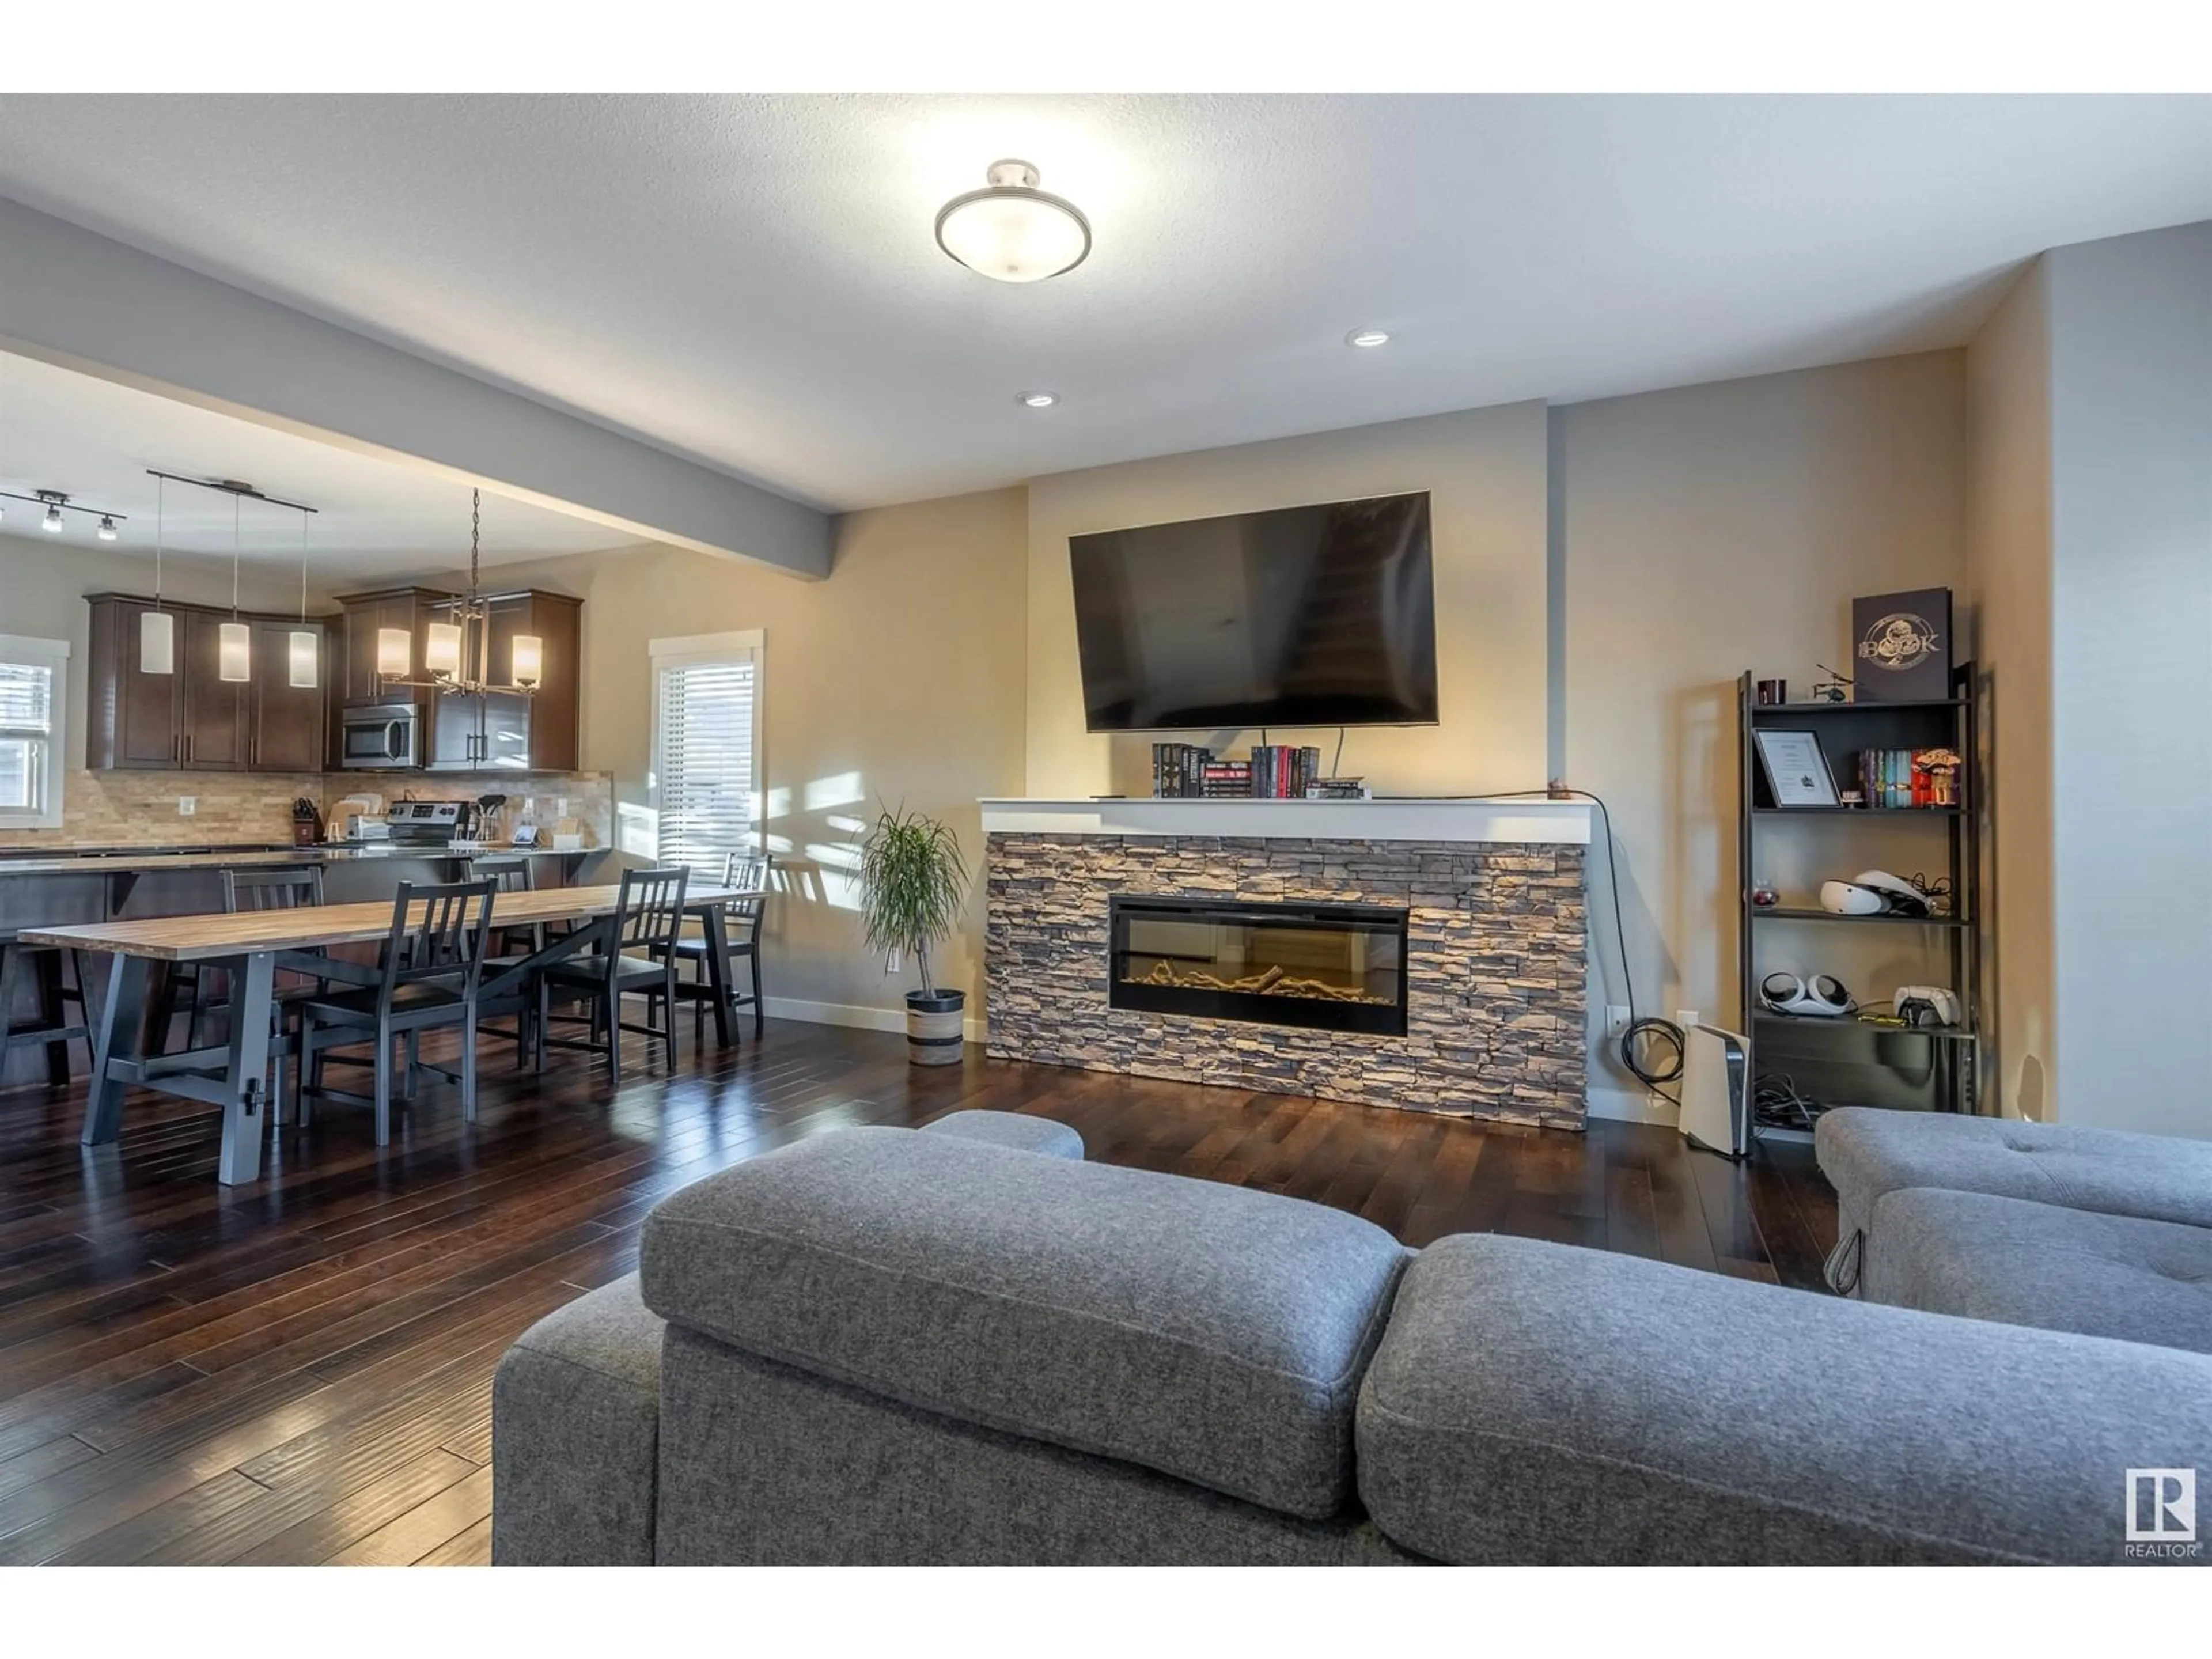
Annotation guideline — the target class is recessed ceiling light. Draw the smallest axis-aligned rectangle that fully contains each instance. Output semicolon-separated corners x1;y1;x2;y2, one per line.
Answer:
1018;391;1059;408
937;160;1092;284
1346;328;1391;349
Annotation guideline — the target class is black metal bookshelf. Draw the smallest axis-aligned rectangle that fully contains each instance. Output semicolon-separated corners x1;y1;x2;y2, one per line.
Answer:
1735;666;1981;1139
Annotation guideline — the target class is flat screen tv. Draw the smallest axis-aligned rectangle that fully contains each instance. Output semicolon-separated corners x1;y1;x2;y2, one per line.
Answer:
1070;491;1438;733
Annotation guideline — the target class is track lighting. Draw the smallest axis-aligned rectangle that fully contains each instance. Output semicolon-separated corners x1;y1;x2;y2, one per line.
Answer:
0;488;128;537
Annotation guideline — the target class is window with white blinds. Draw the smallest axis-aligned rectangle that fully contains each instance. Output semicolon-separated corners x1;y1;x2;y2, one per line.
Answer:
650;633;762;873
0;635;68;830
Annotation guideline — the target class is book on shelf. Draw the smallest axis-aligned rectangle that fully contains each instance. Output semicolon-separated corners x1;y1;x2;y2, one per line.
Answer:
1854;748;1961;809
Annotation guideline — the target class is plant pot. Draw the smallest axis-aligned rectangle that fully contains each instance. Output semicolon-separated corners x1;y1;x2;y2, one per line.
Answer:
904;988;967;1066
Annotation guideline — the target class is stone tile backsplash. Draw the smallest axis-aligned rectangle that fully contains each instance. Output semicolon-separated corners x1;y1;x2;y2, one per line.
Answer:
0;770;615;851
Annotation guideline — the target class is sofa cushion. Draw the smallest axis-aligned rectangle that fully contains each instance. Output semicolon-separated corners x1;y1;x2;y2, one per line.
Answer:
1357;1233;2212;1565
920;1109;1084;1160
1868;1188;2212;1354
1817;1108;2212;1231
491;1273;665;1565
639;1126;1407;1518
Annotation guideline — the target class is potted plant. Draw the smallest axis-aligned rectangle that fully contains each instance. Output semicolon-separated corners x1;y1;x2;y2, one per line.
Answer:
858;805;972;1066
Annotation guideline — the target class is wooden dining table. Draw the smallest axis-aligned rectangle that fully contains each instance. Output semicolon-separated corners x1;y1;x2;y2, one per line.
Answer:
22;882;755;1187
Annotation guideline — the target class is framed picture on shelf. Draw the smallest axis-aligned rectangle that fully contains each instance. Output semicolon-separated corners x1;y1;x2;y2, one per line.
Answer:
1752;729;1841;808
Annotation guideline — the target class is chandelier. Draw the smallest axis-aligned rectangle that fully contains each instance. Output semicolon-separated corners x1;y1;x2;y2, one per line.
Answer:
380;488;541;695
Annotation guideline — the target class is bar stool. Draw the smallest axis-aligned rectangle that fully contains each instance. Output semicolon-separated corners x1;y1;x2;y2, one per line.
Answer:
0;931;92;1087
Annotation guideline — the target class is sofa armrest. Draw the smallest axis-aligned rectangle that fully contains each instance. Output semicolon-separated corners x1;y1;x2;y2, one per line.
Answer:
492;1274;665;1566
1356;1234;2212;1565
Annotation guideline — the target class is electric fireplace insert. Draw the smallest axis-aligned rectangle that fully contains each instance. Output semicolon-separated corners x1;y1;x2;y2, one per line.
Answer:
1107;895;1410;1037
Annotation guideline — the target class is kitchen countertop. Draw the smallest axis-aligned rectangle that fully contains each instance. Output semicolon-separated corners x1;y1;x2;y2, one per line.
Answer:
0;844;596;877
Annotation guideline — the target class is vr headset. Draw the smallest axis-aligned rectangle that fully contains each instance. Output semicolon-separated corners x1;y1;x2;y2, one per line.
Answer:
1819;869;1936;918
1759;972;1857;1018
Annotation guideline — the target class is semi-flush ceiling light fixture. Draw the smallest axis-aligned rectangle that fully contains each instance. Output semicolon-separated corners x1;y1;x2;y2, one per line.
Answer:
935;160;1090;283
1017;390;1059;408
97;515;119;541
1346;328;1391;349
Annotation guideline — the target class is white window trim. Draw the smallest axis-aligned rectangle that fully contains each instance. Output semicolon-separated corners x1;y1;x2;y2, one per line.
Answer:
0;633;70;831
648;629;764;866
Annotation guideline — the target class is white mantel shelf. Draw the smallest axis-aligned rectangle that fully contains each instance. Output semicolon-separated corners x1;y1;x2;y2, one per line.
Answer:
979;797;1592;846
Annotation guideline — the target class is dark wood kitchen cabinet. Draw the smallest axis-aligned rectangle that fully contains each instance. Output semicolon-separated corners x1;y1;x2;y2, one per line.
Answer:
334;586;454;705
424;590;582;772
251;619;328;772
178;611;249;771
86;596;185;768
86;595;334;774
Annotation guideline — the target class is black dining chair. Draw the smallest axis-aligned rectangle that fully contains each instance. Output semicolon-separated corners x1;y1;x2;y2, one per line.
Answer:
297;878;497;1146
663;852;771;1043
0;931;91;1086
220;865;326;1126
536;865;688;1085
466;853;552;1068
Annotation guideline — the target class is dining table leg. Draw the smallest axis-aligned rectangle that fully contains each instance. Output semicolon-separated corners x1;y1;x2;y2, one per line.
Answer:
216;951;277;1187
699;906;736;1048
81;953;150;1148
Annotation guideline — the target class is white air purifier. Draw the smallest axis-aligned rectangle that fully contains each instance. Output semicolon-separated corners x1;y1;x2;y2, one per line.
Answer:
1679;1023;1749;1158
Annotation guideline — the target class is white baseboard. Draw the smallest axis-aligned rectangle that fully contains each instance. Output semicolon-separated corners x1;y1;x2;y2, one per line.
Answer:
1585;1084;1681;1127
764;996;988;1046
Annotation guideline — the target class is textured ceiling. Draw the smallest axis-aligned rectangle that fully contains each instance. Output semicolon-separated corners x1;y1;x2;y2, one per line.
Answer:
0;352;630;578
1;94;2207;512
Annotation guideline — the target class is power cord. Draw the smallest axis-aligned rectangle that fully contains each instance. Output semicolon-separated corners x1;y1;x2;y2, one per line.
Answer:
1753;1073;1830;1132
1465;787;1684;1108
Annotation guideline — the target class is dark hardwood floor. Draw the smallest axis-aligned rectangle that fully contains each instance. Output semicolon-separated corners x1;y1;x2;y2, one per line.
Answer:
0;1021;1836;1566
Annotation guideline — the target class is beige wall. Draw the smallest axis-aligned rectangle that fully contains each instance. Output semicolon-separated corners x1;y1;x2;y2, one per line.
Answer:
449;488;1028;1025
1561;352;1969;1117
2043;223;2212;1140
0;529;307;771
1016;362;1968;1120
1023;403;1551;799
1965;261;2055;1121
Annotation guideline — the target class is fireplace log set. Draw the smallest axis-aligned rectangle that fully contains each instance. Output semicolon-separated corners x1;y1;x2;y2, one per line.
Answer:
1132;959;1389;1005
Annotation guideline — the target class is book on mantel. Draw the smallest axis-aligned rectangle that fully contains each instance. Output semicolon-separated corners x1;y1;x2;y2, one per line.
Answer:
1153;742;1325;798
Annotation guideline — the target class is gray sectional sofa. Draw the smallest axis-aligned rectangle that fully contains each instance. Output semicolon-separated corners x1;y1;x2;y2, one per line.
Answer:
1817;1107;2212;1354
493;1108;2212;1566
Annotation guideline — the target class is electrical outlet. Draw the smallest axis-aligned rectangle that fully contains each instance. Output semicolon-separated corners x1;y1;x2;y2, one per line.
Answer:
177;796;196;816
886;947;902;976
1605;1005;1631;1037
1675;1009;1700;1033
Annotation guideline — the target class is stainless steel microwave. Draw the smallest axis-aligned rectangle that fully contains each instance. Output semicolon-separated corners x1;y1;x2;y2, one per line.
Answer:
338;700;422;769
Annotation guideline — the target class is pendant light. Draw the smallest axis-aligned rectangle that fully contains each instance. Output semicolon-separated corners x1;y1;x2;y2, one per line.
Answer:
934;160;1092;283
382;489;541;696
140;477;175;676
218;496;251;683
288;507;318;690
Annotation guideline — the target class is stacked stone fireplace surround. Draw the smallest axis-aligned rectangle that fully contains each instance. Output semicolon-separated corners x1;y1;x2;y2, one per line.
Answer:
984;832;1589;1129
